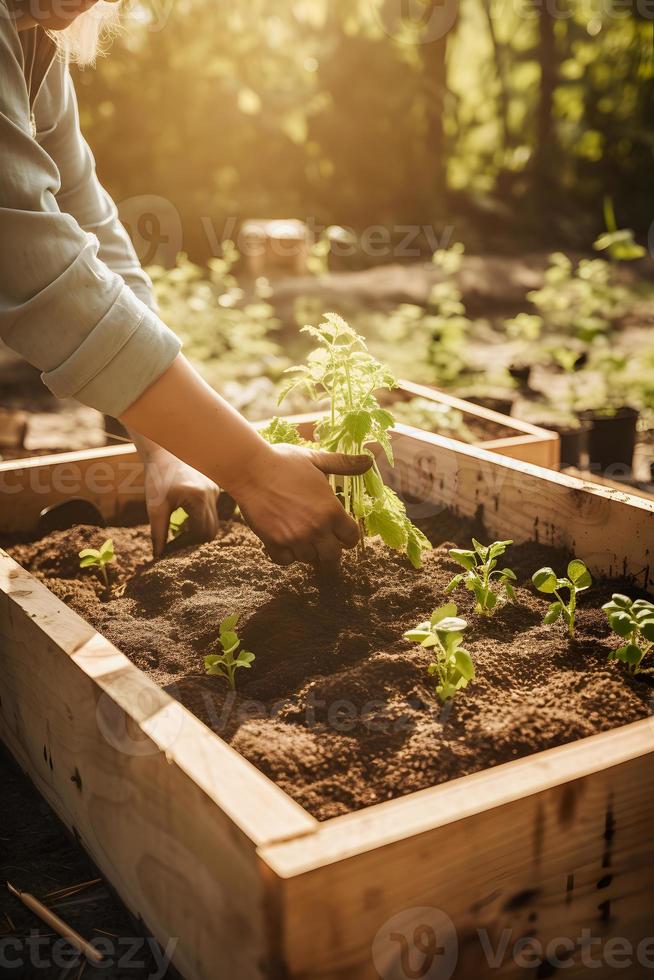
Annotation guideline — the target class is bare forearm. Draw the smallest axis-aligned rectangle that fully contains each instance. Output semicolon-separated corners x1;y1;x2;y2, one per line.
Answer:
120;354;271;497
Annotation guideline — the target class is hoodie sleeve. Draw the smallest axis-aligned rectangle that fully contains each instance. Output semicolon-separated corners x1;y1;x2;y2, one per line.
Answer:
0;9;180;416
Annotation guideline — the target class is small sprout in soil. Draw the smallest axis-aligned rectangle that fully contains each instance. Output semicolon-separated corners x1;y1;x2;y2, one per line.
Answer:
168;507;189;539
204;613;255;690
79;538;115;591
532;559;592;638
446;539;516;615
404;602;475;702
279;312;432;568
602;594;654;673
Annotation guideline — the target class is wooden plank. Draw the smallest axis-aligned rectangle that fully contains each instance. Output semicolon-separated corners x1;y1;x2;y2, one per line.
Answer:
387;425;653;590
0;445;144;534
0;550;316;980
396;378;555;440
389;379;561;469
261;746;654;978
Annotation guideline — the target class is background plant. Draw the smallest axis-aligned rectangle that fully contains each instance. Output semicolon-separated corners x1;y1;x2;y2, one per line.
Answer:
78;0;653;257
79;539;115;591
279;313;431;568
532;560;592;637
446;539;516;615
204;614;255;690
602;594;654;674
150;250;286;399
404;602;475;702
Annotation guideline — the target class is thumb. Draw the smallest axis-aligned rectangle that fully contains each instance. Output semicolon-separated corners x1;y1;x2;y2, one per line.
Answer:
310;450;373;477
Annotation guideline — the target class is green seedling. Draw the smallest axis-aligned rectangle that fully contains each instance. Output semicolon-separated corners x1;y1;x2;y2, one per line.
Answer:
168;507;189;539
204;613;255;690
79;538;115;590
602;594;654;673
446;539;516;615
532;559;592;637
404;602;475;702
279;312;431;568
259;416;308;446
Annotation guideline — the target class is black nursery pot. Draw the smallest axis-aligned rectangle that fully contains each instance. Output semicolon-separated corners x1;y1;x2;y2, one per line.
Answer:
508;363;533;388
579;406;639;475
551;422;591;469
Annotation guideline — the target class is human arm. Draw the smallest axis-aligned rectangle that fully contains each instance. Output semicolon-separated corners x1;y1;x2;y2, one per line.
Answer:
35;60;221;554
121;355;371;564
0;11;180;417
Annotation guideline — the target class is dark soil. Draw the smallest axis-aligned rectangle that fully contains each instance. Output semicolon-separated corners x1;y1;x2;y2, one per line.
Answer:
7;518;652;822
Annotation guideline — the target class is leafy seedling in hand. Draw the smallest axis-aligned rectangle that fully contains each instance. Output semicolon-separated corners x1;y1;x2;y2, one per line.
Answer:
79;538;115;591
168;507;189;539
602;594;654;673
204;613;255;690
279;312;431;568
259;416;309;446
446;539;516;615
532;560;592;637
404;602;475;702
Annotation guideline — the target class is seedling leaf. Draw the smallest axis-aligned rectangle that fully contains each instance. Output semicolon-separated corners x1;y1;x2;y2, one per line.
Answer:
532;567;558;593
404;602;474;702
603;593;654;673
447;539;517;615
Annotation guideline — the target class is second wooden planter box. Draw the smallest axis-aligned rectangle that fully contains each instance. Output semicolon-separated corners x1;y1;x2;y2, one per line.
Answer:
0;431;652;979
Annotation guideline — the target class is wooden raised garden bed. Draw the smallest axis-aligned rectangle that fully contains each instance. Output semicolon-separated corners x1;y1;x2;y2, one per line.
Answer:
0;431;652;980
387;379;560;468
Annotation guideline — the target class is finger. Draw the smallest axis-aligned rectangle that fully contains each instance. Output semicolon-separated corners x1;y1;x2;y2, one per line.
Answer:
266;544;295;566
218;491;237;522
314;534;343;564
149;505;171;560
292;542;319;564
185;496;219;544
331;510;362;549
310;451;372;477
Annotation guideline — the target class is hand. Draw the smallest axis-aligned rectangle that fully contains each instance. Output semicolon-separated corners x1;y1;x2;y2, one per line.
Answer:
232;443;372;565
142;447;220;559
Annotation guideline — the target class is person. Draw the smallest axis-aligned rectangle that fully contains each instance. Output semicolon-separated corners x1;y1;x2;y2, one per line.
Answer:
0;0;371;564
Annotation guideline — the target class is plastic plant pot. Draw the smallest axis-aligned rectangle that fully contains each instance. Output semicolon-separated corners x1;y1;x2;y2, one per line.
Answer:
551;421;591;469
508;364;533;389
579;406;639;475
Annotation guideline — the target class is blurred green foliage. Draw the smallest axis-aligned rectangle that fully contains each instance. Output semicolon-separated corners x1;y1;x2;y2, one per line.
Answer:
76;0;654;257
150;246;287;390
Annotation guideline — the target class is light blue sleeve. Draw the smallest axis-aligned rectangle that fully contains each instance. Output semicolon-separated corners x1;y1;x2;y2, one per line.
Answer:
0;9;181;416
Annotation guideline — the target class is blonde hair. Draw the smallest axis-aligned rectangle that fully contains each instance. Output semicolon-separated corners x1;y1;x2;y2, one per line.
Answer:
54;1;121;66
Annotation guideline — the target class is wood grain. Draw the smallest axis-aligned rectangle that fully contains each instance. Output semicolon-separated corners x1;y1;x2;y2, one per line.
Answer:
0;551;316;980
